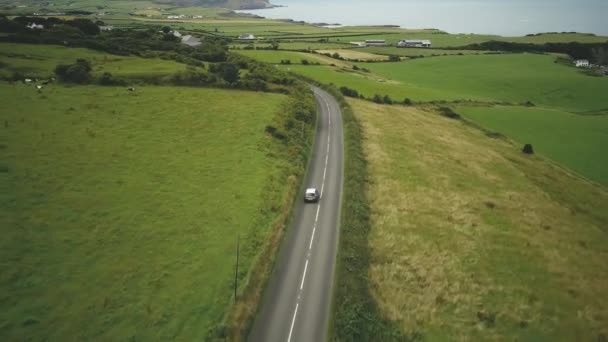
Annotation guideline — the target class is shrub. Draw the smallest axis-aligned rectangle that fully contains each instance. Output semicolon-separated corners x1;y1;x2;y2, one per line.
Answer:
383;95;393;104
522;144;534;154
438;106;461;119
403;98;413;106
301;59;310;65
54;59;92;83
97;72;127;86
372;94;383;104
388;55;400;62
339;86;359;98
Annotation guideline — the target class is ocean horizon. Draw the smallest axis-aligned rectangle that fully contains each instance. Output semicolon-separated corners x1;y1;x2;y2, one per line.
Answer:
238;0;608;37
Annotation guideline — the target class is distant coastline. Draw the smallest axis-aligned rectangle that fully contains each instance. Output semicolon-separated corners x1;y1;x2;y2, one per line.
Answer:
236;0;608;36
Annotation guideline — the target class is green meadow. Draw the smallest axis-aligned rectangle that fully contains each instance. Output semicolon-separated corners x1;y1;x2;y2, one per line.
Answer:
456;106;608;185
279;53;608;184
0;83;289;340
0;43;199;80
358;54;608;110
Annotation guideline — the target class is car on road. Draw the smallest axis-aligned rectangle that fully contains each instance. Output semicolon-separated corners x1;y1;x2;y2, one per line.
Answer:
304;188;320;203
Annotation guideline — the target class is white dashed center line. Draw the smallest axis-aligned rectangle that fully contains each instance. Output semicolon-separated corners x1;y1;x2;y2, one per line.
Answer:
286;90;332;342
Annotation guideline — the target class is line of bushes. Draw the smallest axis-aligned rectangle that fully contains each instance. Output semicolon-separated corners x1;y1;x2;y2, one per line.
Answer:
461;40;608;63
221;82;318;341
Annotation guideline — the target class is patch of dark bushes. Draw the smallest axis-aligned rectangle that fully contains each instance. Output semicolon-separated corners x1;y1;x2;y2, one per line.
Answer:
438;106;461;119
54;58;92;83
339;86;359;98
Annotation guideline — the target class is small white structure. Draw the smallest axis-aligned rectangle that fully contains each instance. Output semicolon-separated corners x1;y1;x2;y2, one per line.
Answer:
365;39;387;46
397;39;432;48
238;33;256;41
172;30;182;38
167;14;186;19
182;35;202;47
26;23;44;30
574;59;590;68
350;41;367;47
98;25;113;31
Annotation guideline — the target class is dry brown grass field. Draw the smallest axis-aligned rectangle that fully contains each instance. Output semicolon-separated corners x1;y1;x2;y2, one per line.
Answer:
351;99;608;340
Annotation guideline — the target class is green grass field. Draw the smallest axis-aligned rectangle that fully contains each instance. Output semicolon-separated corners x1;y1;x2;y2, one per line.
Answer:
358;46;486;57
351;99;608;340
358;54;608;110
0;82;289;340
0;43;199;80
456;106;608;185
283;53;608;185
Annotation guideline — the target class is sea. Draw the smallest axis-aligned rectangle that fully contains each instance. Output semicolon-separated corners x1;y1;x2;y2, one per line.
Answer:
237;0;608;37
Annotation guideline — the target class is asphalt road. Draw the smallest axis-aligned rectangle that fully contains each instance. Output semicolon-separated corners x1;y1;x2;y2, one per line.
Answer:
249;87;344;342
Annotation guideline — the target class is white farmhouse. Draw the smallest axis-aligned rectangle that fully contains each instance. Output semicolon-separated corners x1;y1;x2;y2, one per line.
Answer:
397;39;432;48
574;59;590;68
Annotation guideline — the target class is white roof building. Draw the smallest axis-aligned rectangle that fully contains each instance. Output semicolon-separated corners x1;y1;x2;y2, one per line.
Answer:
182;35;202;47
365;39;387;46
238;33;256;40
26;23;44;30
397;39;432;48
574;59;590;68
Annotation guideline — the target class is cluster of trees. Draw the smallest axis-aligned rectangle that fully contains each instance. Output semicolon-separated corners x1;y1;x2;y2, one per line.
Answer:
0;16;229;66
462;40;608;64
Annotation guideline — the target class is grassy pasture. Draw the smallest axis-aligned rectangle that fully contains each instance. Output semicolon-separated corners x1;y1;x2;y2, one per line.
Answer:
358;54;608;110
359;47;486;57
0;83;289;340
456;105;608;185
351;98;608;340
0;43;198;80
315;49;388;61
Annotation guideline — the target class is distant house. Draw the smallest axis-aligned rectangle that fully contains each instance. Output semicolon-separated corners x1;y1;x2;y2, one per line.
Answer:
574;59;590;68
238;33;256;40
181;35;202;47
365;39;387;46
167;14;186;19
350;41;367;47
26;23;44;30
397;39;432;48
99;25;113;31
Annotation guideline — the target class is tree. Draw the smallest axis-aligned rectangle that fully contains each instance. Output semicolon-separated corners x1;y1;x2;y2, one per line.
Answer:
55;59;92;83
217;63;240;85
383;95;393;104
65;18;100;35
592;47;608;65
403;98;413;106
162;26;171;34
522;144;534;155
372;94;383;104
271;40;279;50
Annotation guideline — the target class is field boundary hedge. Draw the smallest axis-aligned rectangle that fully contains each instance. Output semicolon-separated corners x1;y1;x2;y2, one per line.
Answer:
220;83;318;341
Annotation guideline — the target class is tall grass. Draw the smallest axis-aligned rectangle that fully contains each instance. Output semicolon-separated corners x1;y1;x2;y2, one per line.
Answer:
312;85;410;341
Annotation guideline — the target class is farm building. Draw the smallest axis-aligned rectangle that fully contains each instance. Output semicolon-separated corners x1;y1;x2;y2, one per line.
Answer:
365;39;387;46
98;25;113;31
397;39;432;48
574;59;590;68
181;35;202;47
26;23;44;30
238;34;256;40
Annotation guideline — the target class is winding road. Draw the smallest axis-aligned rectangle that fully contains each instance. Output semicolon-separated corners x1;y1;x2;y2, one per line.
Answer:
249;87;344;342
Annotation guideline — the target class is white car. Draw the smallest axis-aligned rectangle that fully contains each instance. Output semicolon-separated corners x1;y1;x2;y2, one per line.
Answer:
304;188;320;203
